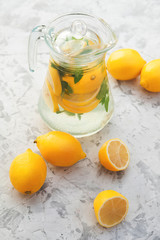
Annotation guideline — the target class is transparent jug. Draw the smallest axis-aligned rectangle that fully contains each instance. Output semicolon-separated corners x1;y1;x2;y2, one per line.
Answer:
28;13;117;137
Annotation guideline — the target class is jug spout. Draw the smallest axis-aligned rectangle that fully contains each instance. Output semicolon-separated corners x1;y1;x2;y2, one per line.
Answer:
97;18;117;54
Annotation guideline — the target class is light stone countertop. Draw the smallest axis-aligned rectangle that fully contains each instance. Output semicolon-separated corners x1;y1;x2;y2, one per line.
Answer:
0;0;160;239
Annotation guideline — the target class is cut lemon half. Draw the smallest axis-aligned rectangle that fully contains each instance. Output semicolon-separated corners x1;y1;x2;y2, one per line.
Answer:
99;138;130;171
94;190;129;228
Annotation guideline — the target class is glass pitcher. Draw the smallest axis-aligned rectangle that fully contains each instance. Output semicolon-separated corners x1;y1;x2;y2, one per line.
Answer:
28;13;117;137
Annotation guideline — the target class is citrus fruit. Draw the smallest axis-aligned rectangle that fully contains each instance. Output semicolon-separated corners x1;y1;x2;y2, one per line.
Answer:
140;59;160;92
48;60;62;96
107;48;146;80
58;96;100;113
94;190;129;228
34;131;86;167
62;63;106;94
63;87;100;107
58;86;101;113
9;149;47;194
99;138;130;171
61;38;87;55
43;79;59;112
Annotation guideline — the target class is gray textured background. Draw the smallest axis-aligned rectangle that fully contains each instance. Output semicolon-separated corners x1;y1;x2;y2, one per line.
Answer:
0;0;160;239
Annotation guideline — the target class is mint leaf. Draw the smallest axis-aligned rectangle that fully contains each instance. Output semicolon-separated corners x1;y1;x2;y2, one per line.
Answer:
56;109;75;116
51;62;58;70
77;113;83;120
51;61;83;84
51;62;65;78
96;77;110;112
96;78;108;100
65;36;70;41
84;39;89;46
56;110;64;114
56;110;75;116
71;36;83;40
64;110;75;116
71;36;77;40
61;81;73;95
67;84;73;94
80;48;93;55
66;84;73;94
100;97;105;105
104;95;109;112
73;70;83;84
61;80;68;91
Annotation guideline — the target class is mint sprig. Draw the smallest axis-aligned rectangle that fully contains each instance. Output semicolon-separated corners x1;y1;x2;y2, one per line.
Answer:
61;81;73;96
56;110;75;116
77;113;83;120
56;110;83;120
104;95;109;112
64;110;75;116
51;62;73;96
96;78;108;100
51;62;65;78
96;77;109;112
51;61;83;85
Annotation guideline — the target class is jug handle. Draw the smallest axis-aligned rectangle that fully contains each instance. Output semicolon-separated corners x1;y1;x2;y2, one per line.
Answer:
28;25;46;72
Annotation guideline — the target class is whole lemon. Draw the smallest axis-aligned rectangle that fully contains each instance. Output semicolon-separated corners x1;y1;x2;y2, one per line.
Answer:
107;48;146;80
140;59;160;92
9;149;47;194
34;131;86;167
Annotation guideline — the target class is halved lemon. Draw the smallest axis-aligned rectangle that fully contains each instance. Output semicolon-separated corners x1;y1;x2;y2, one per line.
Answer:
43;79;59;112
99;138;130;171
94;190;129;228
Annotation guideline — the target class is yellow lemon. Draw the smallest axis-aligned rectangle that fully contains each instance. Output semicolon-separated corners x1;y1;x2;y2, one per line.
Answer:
62;87;100;107
43;79;59;112
62;63;106;94
107;48;146;80
140;59;160;92
94;190;129;228
48;60;62;96
58;96;100;113
9;149;47;194
99;138;130;171
34;131;86;167
58;86;101;113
